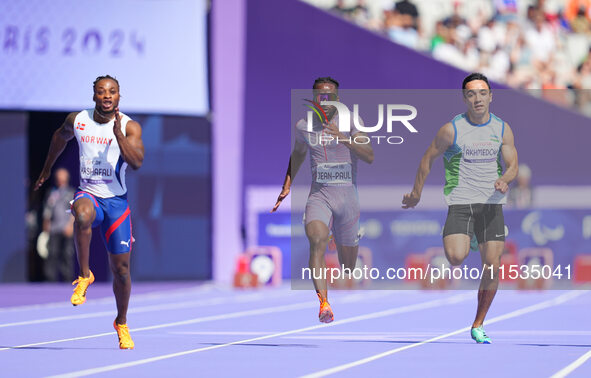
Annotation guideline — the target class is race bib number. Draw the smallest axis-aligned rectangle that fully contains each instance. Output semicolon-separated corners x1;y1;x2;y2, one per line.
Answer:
316;162;352;184
80;157;113;184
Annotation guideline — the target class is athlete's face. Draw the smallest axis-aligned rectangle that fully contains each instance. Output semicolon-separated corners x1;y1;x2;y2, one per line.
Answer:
93;79;120;116
313;82;339;120
463;80;492;117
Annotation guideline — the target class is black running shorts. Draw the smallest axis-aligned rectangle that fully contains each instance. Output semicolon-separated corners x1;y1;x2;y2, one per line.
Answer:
443;204;505;244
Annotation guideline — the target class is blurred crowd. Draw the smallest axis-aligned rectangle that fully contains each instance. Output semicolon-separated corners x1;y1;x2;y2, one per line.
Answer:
317;0;591;115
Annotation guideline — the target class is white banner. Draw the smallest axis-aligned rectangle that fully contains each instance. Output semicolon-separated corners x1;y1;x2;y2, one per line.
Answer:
0;0;209;115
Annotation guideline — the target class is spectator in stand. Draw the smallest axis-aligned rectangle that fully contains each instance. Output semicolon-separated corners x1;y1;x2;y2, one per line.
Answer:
431;20;446;51
386;0;420;49
525;9;556;64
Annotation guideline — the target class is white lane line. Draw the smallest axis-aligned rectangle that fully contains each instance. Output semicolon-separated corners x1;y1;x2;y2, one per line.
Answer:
0;301;313;352
302;290;585;378
46;293;472;377
0;283;217;313
0;289;297;328
0;289;398;351
550;349;591;378
170;331;270;336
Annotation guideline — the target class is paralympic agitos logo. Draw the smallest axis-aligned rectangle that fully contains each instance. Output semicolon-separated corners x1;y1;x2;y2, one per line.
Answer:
304;99;419;145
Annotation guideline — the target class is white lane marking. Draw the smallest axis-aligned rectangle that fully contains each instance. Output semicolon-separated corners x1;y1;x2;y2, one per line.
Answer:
0;301;312;352
0;283;216;313
550;349;591;378
302;290;585;377
170;331;270;336
0;289;298;328
46;293;472;377
0;289;398;351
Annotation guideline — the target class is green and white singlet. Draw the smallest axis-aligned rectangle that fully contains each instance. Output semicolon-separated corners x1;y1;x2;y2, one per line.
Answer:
443;113;506;205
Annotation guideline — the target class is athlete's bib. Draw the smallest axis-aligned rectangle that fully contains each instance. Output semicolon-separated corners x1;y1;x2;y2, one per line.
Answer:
463;141;499;164
80;157;114;184
315;162;352;184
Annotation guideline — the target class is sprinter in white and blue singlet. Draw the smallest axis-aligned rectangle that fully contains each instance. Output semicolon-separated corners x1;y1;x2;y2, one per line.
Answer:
402;73;518;344
34;75;144;349
272;77;374;323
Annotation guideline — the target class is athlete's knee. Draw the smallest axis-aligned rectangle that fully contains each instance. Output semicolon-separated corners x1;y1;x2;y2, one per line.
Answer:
482;259;501;273
445;251;467;266
111;259;130;282
307;234;329;249
74;207;94;229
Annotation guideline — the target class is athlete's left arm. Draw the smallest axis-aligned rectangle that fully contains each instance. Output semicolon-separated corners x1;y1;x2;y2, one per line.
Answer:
114;110;145;170
323;121;374;164
495;122;518;194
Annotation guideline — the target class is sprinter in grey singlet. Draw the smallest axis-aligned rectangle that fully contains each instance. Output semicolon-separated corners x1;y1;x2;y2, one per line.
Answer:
272;77;374;323
402;73;518;344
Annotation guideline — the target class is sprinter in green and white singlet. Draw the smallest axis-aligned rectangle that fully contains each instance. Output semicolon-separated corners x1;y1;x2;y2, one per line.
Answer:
402;73;518;345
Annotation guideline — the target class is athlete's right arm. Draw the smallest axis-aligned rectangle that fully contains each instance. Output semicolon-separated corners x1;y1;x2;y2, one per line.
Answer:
271;140;308;213
33;112;78;191
402;122;454;209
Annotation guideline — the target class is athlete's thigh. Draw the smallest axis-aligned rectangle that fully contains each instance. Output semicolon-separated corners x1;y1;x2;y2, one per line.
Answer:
331;186;360;247
443;204;475;238
442;205;474;262
100;196;132;254
474;204;505;244
305;190;332;242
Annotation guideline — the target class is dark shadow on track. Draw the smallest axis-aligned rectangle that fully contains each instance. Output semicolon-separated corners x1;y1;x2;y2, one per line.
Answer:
342;340;476;345
342;340;591;348
516;343;591;348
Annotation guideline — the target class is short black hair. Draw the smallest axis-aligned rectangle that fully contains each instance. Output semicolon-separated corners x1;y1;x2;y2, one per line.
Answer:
93;75;119;92
462;73;490;90
313;77;339;90
394;0;418;17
